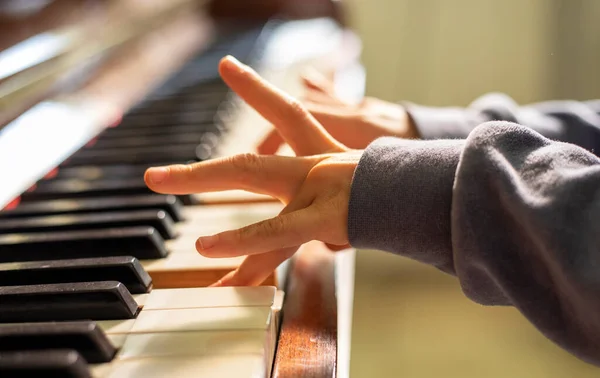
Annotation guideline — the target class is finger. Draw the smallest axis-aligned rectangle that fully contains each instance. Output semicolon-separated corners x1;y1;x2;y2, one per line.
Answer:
145;154;314;201
208;185;315;286
256;129;284;155
302;76;329;94
300;68;336;95
255;97;348;155
196;206;319;258
210;247;297;287
304;89;346;107
218;55;345;155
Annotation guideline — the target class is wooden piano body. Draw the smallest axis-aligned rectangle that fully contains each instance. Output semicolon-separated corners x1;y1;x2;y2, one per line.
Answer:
0;1;361;376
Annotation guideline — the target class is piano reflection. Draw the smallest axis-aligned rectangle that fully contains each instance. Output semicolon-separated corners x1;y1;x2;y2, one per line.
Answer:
0;0;360;377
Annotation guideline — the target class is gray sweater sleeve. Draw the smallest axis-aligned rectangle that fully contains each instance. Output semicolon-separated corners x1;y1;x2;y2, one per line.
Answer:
405;93;600;153
348;121;600;365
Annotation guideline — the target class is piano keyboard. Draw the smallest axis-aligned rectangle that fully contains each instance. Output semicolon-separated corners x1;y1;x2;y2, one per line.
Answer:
0;271;283;377
0;22;283;289
1;9;360;376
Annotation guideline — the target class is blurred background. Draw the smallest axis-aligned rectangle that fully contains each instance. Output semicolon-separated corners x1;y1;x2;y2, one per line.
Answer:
348;0;600;104
345;1;600;377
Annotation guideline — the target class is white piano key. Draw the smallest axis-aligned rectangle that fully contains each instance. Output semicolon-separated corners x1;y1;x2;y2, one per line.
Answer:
100;355;266;378
141;252;244;270
181;203;282;222
94;287;279;377
91;362;116;378
272;289;285;333
163;235;200;252
107;334;128;349
273;290;285;312
130;307;272;333
143;286;276;310
117;330;268;359
97;319;136;335
133;293;149;307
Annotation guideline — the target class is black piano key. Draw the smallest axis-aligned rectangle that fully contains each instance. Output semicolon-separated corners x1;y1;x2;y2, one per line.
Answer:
0;256;152;294
0;227;168;262
20;179;194;207
119;109;213;127
90;132;215;150
0;194;185;222
0;350;91;377
0;321;116;363
130;97;224;114
100;123;219;138
0;210;177;240
65;143;206;166
54;163;173;180
128;99;201;114
21;178;151;201
0;281;139;322
19;179;198;205
167;90;229;103
36;173;198;205
62;150;200;167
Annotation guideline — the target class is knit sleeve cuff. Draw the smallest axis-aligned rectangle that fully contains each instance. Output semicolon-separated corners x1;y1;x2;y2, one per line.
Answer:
347;137;464;267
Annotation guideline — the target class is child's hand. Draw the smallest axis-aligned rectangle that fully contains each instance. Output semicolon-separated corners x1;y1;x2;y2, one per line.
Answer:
145;56;360;286
257;69;418;154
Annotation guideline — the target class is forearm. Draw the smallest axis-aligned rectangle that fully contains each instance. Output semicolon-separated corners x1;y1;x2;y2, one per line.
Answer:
348;121;600;365
404;94;600;153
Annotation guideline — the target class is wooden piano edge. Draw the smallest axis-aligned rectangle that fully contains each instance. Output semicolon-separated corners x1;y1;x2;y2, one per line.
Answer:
272;241;338;378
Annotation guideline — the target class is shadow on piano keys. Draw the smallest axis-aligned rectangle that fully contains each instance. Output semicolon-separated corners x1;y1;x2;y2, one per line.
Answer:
0;0;362;377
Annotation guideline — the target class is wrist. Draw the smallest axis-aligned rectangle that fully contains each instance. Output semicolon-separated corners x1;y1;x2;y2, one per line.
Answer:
379;102;419;139
401;107;420;139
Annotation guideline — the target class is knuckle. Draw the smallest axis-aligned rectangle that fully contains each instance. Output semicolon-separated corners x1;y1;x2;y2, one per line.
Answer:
263;216;287;236
229;153;263;183
230;153;262;171
286;98;311;119
235;222;264;242
236;216;286;243
232;227;248;244
170;164;193;177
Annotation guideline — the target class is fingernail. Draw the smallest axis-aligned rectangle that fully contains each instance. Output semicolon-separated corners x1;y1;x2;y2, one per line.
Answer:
146;167;169;184
223;55;243;67
225;54;239;63
197;234;219;250
223;55;256;75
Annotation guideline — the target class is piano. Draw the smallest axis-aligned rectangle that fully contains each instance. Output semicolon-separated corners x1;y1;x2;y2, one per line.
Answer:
0;0;362;376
